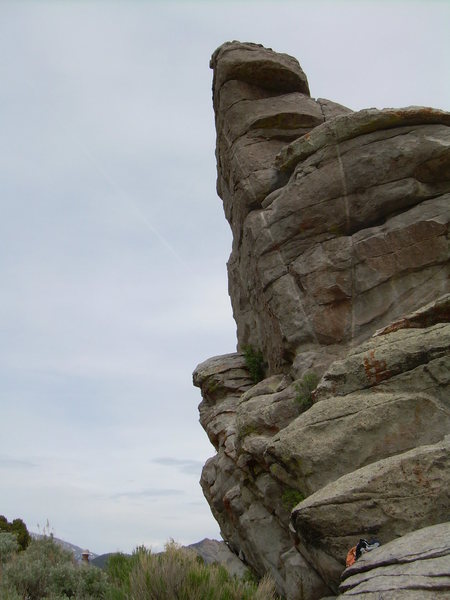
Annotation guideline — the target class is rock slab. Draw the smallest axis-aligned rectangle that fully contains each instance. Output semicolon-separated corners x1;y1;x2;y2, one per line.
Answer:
338;523;450;598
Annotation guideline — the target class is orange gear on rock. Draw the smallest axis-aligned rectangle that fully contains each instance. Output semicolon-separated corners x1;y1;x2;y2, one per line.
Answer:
346;545;357;568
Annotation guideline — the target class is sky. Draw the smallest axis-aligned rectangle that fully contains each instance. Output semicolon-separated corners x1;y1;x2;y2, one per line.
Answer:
0;0;449;555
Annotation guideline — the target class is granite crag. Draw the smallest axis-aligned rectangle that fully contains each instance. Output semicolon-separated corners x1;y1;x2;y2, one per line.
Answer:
194;41;450;599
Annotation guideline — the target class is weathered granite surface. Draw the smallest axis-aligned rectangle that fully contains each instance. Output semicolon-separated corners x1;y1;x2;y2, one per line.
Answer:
292;435;450;589
194;41;450;599
337;523;450;598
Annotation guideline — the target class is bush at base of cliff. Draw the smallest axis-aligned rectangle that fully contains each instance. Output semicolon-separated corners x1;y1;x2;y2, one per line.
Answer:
108;540;278;600
242;346;266;383
0;535;111;599
282;489;305;512
1;535;279;599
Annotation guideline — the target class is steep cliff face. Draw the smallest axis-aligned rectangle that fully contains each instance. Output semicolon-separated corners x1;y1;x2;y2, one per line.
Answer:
194;41;450;599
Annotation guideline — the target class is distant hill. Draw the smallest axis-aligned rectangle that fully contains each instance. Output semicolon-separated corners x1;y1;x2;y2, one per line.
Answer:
90;552;118;569
31;533;98;563
31;534;248;578
187;538;248;578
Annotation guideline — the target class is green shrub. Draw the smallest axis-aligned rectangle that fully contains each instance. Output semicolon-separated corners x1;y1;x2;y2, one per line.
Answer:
0;535;111;599
76;563;111;598
0;588;22;600
281;489;305;512
0;516;31;551
120;540;278;600
105;548;149;599
203;377;220;397
243;346;266;384
295;372;319;411
0;533;19;565
106;552;135;589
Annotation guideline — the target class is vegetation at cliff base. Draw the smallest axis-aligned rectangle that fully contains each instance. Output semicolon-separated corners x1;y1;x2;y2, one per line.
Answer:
295;372;319;411
243;345;266;383
106;540;278;599
281;489;305;512
0;531;279;599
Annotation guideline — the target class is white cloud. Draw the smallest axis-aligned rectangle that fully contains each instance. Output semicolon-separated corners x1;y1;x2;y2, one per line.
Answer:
151;457;205;476
110;489;185;500
0;457;37;469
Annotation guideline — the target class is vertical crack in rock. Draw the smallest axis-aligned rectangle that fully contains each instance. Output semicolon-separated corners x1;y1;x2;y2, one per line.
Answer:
332;121;357;343
193;41;450;600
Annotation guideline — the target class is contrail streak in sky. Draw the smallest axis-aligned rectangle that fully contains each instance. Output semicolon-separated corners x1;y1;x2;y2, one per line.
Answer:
22;73;185;265
59;125;185;265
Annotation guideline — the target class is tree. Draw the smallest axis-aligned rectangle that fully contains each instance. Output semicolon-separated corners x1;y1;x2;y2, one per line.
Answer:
0;516;30;551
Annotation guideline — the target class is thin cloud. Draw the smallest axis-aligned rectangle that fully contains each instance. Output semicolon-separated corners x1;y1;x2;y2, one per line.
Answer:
152;457;204;476
111;488;184;500
0;456;37;469
67;132;186;266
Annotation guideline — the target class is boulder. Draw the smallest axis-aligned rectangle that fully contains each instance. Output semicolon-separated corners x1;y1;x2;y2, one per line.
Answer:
291;436;450;589
338;522;450;598
314;319;450;400
266;376;450;496
373;293;450;336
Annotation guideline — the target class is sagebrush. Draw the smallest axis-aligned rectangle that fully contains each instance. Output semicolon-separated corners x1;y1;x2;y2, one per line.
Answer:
0;535;110;599
108;540;278;600
0;534;279;600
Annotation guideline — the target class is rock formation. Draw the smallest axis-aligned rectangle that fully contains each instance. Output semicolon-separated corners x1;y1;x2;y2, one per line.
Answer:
193;41;450;599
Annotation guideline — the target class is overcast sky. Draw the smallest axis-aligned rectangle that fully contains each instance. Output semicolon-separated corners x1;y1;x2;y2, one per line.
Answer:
1;0;449;555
